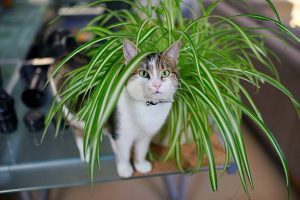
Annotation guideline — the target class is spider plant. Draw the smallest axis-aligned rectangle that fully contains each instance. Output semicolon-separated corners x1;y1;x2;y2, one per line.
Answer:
45;0;300;197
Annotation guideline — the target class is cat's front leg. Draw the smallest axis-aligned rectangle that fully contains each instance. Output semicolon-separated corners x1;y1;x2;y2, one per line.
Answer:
134;136;152;174
110;137;134;178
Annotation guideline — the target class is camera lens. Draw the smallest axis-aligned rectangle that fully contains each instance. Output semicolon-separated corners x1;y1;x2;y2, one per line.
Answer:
21;67;47;108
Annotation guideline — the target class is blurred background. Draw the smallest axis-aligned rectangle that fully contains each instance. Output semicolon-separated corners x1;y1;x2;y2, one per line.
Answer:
0;0;299;199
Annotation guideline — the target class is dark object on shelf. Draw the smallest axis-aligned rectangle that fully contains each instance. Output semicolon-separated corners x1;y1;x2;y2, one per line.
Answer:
27;28;79;59
46;29;78;57
23;110;45;132
0;89;18;134
21;64;49;108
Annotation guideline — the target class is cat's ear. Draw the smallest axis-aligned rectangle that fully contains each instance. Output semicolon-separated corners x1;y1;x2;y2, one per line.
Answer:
123;39;139;65
162;40;182;64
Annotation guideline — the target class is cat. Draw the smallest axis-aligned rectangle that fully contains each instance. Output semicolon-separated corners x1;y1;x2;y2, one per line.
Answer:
48;39;181;178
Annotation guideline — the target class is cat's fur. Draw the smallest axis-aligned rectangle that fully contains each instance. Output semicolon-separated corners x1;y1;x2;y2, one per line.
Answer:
48;40;181;178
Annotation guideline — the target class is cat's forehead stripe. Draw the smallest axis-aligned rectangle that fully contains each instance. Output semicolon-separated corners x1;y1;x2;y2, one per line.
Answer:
149;57;157;70
145;53;158;71
139;53;177;74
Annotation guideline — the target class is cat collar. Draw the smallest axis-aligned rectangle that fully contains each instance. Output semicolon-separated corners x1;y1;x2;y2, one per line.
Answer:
146;100;171;106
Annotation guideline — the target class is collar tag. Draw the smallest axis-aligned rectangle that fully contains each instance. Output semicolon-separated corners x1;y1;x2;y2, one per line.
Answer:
146;101;160;106
146;100;173;106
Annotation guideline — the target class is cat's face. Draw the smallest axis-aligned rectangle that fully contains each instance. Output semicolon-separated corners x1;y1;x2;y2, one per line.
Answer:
123;40;181;102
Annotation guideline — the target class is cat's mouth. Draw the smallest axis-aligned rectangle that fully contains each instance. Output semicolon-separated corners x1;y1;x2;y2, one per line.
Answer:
147;92;163;101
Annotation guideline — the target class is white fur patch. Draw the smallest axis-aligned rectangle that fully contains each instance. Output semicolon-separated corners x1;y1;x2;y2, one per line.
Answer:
110;88;173;177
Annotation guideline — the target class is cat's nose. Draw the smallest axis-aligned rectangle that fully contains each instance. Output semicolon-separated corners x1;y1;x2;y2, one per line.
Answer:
152;82;161;90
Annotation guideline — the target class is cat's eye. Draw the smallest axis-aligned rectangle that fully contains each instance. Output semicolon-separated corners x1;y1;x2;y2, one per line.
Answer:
161;70;170;78
139;70;150;78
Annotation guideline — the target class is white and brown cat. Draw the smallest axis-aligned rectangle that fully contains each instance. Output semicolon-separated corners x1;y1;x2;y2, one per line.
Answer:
49;40;181;178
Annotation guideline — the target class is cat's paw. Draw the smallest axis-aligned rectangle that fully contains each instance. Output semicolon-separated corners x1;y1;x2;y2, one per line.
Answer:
134;161;152;174
117;163;134;178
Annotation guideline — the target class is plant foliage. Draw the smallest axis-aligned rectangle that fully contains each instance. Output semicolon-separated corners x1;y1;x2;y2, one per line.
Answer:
45;0;300;196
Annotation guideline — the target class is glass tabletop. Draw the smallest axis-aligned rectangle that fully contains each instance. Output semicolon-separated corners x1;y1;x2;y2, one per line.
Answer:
0;61;121;193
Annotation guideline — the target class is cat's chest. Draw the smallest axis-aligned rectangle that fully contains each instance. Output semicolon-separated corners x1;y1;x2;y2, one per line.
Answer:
133;103;171;129
117;98;171;134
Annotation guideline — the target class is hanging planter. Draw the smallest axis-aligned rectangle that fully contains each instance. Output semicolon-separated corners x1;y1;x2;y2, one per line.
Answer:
45;0;300;196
